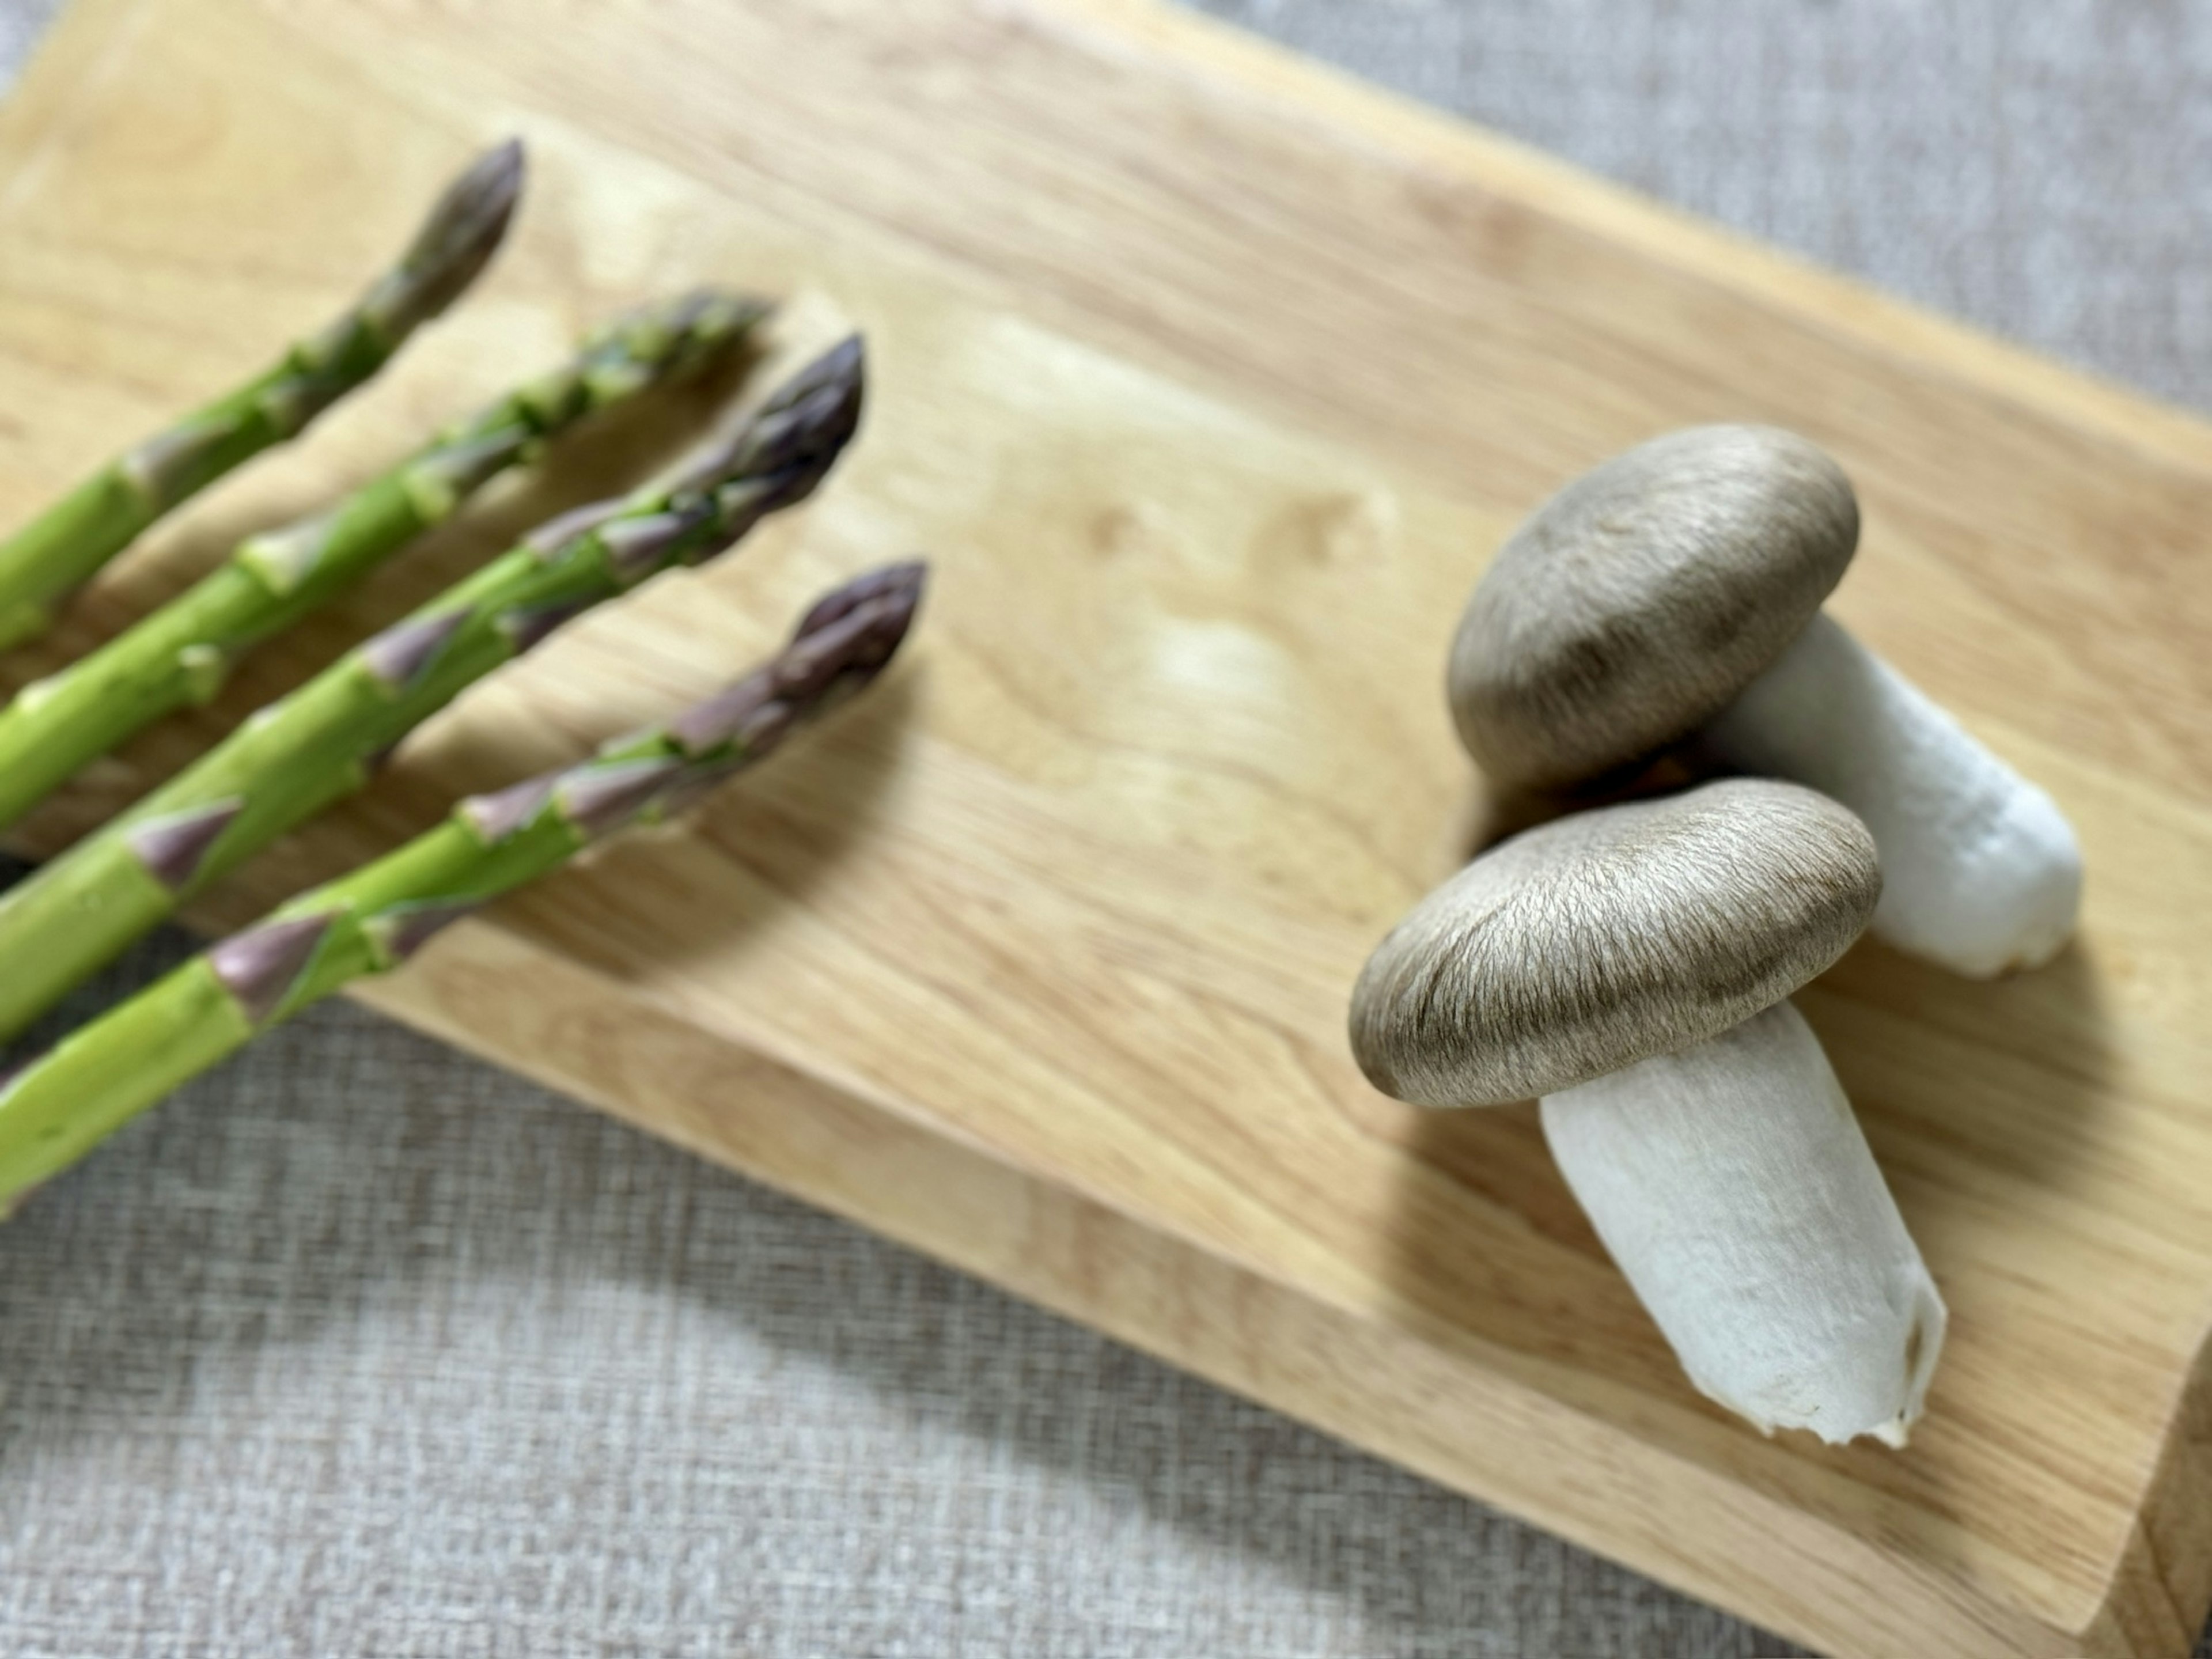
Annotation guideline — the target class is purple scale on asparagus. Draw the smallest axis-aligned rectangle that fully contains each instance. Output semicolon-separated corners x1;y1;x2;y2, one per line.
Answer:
525;497;627;559
118;417;234;510
463;775;556;843
556;757;684;838
668;668;779;755
209;912;338;1025
597;510;698;581
410;426;535;502
372;901;479;964
360;608;469;692
690;478;779;560
238;509;341;592
124;798;246;892
498;599;594;654
651;757;749;821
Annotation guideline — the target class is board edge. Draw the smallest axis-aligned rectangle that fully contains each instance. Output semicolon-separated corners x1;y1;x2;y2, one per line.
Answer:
1041;0;2212;486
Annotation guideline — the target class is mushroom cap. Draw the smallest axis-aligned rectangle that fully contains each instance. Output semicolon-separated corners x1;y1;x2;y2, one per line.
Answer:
1449;425;1858;793
1349;778;1880;1106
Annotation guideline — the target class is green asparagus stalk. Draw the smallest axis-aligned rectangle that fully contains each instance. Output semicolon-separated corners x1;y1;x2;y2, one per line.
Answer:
0;560;924;1212
0;335;866;1042
0;140;527;651
0;287;768;832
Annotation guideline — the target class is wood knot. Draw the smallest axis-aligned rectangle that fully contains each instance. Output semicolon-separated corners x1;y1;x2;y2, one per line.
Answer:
1092;501;1177;563
1301;491;1397;568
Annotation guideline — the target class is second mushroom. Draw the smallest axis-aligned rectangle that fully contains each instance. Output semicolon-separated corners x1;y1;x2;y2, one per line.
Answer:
1352;778;1946;1445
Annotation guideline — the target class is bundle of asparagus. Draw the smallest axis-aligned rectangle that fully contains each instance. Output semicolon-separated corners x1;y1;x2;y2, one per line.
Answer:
0;332;865;1040
0;138;914;1215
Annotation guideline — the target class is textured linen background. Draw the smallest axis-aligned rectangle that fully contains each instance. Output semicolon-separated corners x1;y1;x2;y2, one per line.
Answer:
2;2;2207;1655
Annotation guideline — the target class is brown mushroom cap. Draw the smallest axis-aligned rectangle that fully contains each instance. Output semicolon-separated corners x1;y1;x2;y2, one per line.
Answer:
1349;779;1880;1106
1449;425;1858;794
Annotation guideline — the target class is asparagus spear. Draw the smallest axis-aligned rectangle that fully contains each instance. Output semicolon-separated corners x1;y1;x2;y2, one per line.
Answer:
0;140;527;651
0;287;768;832
0;336;866;1041
0;561;925;1213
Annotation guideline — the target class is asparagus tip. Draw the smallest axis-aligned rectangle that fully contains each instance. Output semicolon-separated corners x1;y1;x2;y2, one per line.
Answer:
668;560;926;756
372;137;528;336
773;561;926;698
794;333;866;400
795;558;927;640
764;333;867;463
723;334;867;491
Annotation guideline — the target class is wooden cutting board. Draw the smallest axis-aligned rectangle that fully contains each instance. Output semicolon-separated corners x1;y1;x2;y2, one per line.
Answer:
3;1;2210;1652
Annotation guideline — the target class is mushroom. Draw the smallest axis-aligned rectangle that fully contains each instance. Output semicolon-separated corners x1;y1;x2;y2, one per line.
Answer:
1351;777;1946;1445
1447;424;2081;977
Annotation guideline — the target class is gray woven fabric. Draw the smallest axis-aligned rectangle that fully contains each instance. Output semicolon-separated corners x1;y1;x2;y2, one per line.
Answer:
2;2;2205;1656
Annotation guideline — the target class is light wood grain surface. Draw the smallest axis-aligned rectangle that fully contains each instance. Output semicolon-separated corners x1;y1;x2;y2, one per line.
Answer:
2;0;2209;1653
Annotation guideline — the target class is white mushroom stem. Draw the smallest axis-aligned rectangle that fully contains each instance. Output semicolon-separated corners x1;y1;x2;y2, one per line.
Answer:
1697;612;2081;976
1540;1000;1946;1448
